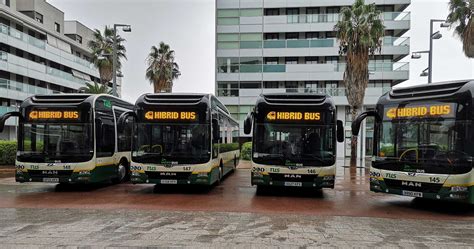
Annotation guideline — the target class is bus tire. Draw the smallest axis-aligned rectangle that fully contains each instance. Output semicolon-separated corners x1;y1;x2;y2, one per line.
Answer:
216;161;223;185
112;159;128;184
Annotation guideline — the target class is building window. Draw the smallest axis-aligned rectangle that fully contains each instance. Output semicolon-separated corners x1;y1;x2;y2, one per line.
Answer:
265;9;279;16
285;57;298;64
1;0;10;7
264;33;279;40
217;57;239;73
285;33;299;40
264;57;279;65
54;23;60;33
240;82;261;89
306;32;319;39
264;81;279;89
285;82;298;89
35;13;43;23
305;82;318;89
76;35;83;44
305;57;318;64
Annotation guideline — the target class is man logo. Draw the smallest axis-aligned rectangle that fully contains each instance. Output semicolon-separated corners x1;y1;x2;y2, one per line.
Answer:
407;172;416;177
402;181;422;187
284;174;302;179
266;111;276;121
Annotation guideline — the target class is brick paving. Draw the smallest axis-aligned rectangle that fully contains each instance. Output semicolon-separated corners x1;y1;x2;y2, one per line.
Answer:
0;208;473;248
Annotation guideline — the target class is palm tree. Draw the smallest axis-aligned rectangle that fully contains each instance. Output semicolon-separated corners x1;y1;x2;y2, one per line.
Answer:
79;82;112;94
146;42;181;93
447;0;473;57
334;0;385;167
88;26;127;84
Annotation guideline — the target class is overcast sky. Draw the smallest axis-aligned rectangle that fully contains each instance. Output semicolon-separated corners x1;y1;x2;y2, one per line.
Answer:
49;0;473;103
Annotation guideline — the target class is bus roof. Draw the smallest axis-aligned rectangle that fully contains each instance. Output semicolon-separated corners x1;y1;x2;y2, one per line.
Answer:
380;79;474;104
255;93;335;109
20;94;133;109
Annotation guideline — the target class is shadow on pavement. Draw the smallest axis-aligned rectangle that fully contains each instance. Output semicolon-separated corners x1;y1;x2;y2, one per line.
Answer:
152;184;213;195
389;197;474;216
54;182;117;192
255;186;324;198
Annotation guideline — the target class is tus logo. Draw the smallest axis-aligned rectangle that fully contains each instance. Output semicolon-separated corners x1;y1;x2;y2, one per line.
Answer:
145;111;154;120
266;111;276;121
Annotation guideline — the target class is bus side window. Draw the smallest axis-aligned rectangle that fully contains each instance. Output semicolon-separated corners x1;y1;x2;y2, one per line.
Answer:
96;115;115;157
118;116;133;152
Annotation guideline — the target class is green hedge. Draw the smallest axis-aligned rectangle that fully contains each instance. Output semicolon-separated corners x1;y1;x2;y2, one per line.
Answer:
0;140;17;165
219;143;240;153
241;142;252;161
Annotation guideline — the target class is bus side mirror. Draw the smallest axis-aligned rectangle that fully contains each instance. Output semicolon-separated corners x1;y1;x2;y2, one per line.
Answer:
117;111;136;133
351;111;378;136
0;111;21;133
337;120;344;143
243;113;252;135
212;119;220;140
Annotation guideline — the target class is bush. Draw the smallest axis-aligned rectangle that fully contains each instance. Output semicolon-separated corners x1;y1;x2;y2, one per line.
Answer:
0;140;17;165
241;142;252;161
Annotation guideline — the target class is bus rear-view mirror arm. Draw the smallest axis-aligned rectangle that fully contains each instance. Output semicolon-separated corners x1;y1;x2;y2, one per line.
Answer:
0;111;22;133
212;118;220;141
336;120;344;143
351;111;379;136
243;112;253;135
117;111;137;133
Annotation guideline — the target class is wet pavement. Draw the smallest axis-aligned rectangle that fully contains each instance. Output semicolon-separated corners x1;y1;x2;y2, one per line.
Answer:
0;161;472;248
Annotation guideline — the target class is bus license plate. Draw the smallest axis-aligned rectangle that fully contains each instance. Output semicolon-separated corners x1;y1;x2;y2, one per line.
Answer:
160;179;177;184
42;178;59;183
284;182;302;187
402;190;423;198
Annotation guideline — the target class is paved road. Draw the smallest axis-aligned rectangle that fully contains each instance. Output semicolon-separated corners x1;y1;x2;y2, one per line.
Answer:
0;162;473;248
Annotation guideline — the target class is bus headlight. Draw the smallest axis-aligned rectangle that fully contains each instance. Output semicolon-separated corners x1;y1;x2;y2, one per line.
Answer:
197;172;208;177
78;171;90;175
131;171;141;176
451;186;468;192
253;172;263;177
322;176;334;181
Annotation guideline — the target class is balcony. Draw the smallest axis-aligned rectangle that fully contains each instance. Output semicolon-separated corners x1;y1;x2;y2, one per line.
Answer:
0;24;97;75
0;78;56;101
218;62;409;82
260;12;410;33
0;51;89;90
217;87;388;106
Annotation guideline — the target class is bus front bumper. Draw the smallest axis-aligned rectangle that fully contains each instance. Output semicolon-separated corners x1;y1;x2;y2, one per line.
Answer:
370;178;474;204
131;169;218;185
251;173;335;188
15;170;95;184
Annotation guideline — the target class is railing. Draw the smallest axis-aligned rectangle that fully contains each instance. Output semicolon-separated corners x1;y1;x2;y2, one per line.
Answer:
0;106;18;116
0;24;95;70
228;62;409;73
230;36;409;49
283;12;410;24
0;78;54;95
46;66;87;85
217;87;392;97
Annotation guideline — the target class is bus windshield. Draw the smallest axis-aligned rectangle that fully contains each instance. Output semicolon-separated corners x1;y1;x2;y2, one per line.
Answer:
18;123;94;163
133;123;211;164
376;119;474;173
253;124;335;166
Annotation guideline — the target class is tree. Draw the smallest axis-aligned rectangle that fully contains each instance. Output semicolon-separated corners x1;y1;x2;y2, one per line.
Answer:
146;42;181;93
447;0;473;57
334;0;385;167
79;82;112;94
88;26;127;84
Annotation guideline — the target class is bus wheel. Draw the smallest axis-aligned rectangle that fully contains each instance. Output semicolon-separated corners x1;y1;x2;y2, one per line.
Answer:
216;163;223;185
112;161;128;184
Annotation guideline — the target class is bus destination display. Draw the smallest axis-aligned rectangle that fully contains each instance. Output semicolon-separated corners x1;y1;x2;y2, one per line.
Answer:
28;110;80;121
384;103;455;120
144;111;197;121
265;111;321;121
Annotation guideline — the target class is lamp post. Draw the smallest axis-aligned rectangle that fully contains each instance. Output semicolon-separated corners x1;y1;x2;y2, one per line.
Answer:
411;19;449;83
112;24;131;97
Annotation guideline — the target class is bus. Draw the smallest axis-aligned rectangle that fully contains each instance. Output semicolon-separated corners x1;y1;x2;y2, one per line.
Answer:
352;80;474;204
122;93;240;185
0;94;134;184
243;93;344;190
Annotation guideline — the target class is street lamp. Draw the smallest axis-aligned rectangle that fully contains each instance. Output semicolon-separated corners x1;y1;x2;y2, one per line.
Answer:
112;24;131;97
